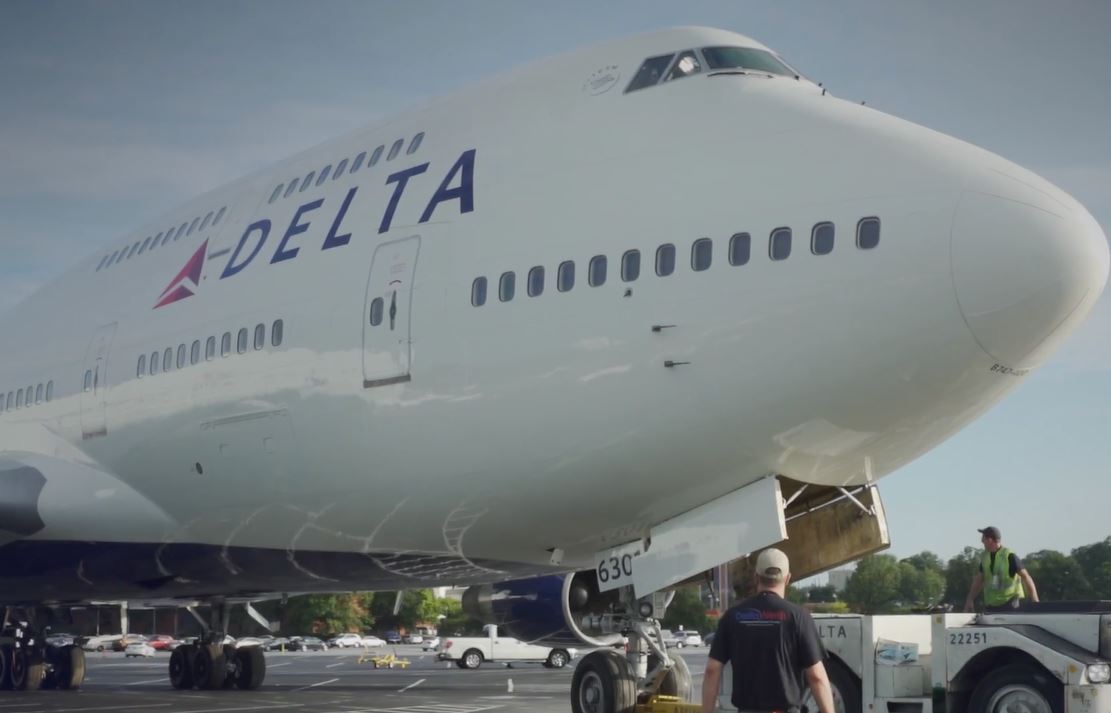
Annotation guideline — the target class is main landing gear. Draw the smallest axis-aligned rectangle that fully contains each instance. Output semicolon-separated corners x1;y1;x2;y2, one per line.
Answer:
169;599;267;691
571;589;693;713
0;610;86;691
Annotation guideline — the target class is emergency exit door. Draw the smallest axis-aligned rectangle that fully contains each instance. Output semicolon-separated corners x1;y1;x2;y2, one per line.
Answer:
80;322;118;439
363;236;420;388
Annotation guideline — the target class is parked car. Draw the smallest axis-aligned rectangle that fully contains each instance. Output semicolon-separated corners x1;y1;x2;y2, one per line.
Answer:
361;635;385;648
114;634;148;652
289;636;327;651
124;642;156;657
265;637;290;651
383;631;402;644
327;633;364;648
422;636;441;651
82;634;122;652
403;633;424;645
147;634;181;651
673;631;702;648
235;637;265;648
659;629;680;648
45;632;75;647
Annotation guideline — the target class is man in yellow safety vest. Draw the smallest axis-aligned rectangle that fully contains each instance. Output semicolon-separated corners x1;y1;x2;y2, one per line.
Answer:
963;526;1040;612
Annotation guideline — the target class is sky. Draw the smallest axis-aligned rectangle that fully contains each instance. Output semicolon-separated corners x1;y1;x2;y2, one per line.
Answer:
2;0;1110;569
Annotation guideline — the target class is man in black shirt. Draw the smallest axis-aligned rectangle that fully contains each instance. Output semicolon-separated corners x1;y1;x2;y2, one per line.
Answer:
701;548;835;713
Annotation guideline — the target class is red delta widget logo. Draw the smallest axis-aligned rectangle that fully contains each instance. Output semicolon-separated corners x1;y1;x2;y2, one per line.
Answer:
153;149;476;310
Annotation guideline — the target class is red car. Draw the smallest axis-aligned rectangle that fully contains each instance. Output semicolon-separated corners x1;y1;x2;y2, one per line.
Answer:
147;634;181;651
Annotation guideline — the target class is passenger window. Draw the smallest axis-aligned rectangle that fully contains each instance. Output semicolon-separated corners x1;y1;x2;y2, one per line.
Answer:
316;165;332;185
408;132;425;155
190;340;201;364
622;250;641;282
627;54;675;93
499;272;516;302
471;277;487;307
6;391;12;409
558;261;575;292
254;324;265;350
589;256;607;286
35;384;43;404
205;336;216;361
528;266;545;297
666;50;702;81
770;227;792;261
300;171;316;191
283;179;299;198
138;236;152;255
272;319;284;346
729;233;751;266
177;344;187;369
387;139;404;161
163;348;173;372
370;145;384;166
369;297;384;326
237;328;248;354
83;371;92;392
333;158;349;179
174;222;188;241
45;381;53;402
221;332;232;357
187;216;200;235
811;222;834;255
656;244;676;276
161;229;175;247
150;351;160;375
137;354;146;378
269;184;283;203
96;255;108;271
350;151;367;173
213;206;226;225
691;238;712;271
857;217;880;250
16;389;23;407
115;249;126;265
127;241;141;259
200;211;214;231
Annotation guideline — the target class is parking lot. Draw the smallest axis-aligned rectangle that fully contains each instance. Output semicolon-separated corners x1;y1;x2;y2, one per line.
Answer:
0;646;708;712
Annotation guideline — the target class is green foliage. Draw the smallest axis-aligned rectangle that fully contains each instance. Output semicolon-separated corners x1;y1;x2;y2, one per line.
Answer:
1071;538;1111;599
810;601;850;614
369;590;442;630
282;593;370;636
943;547;981;607
1024;550;1093;601
844;554;902;614
897;561;945;609
785;585;807;605
662;587;714;633
805;585;838;603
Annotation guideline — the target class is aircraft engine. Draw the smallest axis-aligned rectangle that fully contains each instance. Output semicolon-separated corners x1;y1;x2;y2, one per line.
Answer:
461;571;623;647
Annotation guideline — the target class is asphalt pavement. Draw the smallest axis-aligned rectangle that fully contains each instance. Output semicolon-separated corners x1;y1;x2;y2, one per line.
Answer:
0;645;710;713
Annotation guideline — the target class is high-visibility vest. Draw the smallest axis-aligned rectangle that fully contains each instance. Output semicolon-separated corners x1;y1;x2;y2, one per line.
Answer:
981;546;1024;606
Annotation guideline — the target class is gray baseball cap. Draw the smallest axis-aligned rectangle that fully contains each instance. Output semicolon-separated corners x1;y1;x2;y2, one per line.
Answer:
755;547;790;582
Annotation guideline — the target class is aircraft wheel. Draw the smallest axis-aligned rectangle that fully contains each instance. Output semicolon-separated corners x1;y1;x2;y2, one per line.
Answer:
10;648;45;691
644;652;692;702
169;645;194;689
0;644;10;690
969;664;1062;713
192;644;227;690
56;646;85;690
571;649;636;713
461;649;483;669
235;647;266;690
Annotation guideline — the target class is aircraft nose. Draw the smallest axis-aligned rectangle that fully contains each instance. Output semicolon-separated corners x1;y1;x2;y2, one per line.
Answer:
951;185;1109;369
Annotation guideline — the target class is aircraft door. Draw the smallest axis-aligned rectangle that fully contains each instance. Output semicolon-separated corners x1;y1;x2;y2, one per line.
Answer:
363;236;420;388
80;322;118;439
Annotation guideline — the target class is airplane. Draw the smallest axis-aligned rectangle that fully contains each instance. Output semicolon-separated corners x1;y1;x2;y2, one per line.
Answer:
0;24;1107;707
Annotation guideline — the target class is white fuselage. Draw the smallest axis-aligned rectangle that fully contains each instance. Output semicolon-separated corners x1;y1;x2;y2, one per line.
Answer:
0;27;1106;600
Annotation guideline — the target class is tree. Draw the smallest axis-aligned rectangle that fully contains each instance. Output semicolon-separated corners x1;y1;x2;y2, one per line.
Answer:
844;555;901;614
902;551;944;575
1072;538;1111;599
282;594;370;636
806;585;838;604
369;590;440;631
944;547;981;608
897;561;945;610
1024;550;1093;601
662;587;713;633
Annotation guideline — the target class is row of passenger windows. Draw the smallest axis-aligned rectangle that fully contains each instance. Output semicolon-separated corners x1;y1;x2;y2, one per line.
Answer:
268;132;426;205
95;205;228;273
470;218;880;305
0;380;55;413
131;320;285;381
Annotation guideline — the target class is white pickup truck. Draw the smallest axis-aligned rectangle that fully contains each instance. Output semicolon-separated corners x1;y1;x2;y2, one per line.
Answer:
438;625;576;669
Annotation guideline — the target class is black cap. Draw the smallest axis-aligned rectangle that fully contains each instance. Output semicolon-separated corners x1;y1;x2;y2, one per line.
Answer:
978;526;1001;540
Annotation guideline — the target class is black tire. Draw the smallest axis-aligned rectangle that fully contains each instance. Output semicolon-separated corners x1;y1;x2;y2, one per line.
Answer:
51;645;84;690
0;645;10;690
571;649;637;713
461;649;483;669
96;645;105;652
193;644;227;690
455;658;467;669
235;647;266;690
10;648;45;691
969;664;1062;713
547;649;570;669
804;657;862;713
169;645;193;689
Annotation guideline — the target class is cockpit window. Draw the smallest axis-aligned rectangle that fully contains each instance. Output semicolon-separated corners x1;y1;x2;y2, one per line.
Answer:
666;51;702;81
626;53;675;93
701;46;796;78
